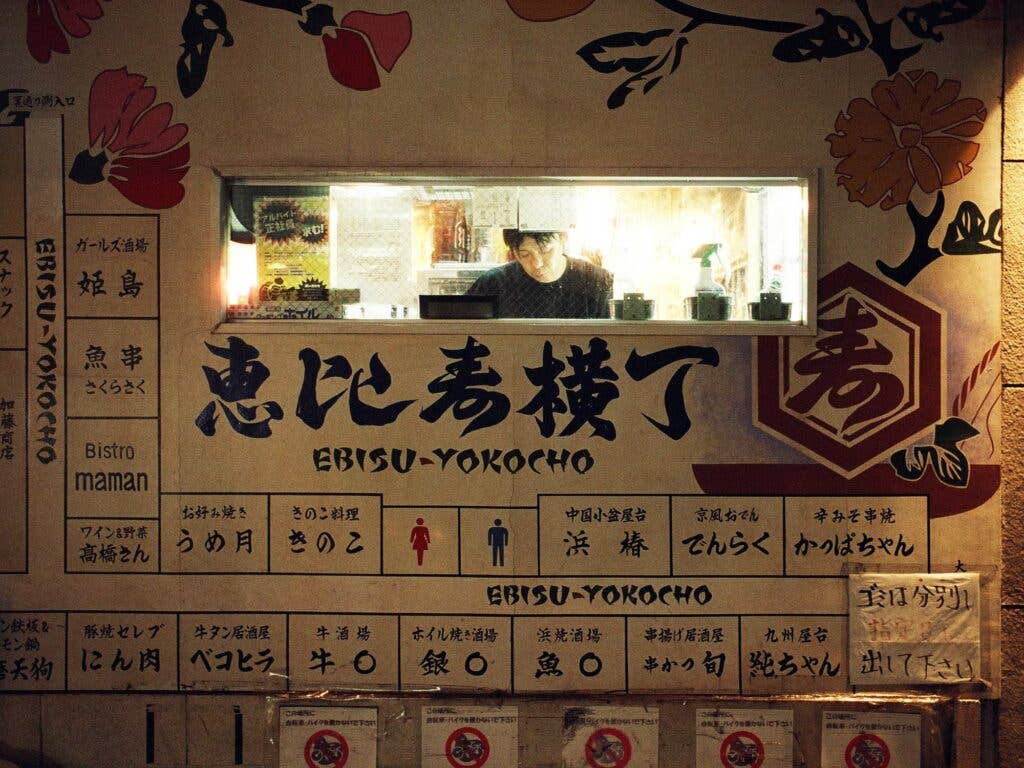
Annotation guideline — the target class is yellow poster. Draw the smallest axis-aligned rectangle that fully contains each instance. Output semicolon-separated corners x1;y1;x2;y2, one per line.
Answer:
255;196;330;294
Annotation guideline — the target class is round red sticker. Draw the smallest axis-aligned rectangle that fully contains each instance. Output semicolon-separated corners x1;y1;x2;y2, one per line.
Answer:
444;725;490;768
845;733;890;768
584;727;632;768
720;730;765;768
304;729;349;768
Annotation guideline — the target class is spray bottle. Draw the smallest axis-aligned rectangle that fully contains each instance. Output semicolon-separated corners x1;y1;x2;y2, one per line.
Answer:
690;242;730;320
693;243;725;294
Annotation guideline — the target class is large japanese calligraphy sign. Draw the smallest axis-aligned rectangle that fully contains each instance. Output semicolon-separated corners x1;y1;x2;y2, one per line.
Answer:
754;263;944;478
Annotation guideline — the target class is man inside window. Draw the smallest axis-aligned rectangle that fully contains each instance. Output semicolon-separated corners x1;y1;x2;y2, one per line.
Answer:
466;229;612;318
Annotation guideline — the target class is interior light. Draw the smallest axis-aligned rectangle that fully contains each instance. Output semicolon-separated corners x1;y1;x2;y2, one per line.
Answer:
226;240;257;305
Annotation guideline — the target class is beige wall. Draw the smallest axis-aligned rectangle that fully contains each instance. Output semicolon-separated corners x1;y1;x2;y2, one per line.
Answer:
1003;2;1024;764
0;1;1012;764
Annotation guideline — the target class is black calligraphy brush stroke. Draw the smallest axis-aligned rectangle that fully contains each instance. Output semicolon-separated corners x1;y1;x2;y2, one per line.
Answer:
853;0;923;74
579;1;984;109
876;191;944;286
177;0;235;99
236;0;336;35
650;0;804;33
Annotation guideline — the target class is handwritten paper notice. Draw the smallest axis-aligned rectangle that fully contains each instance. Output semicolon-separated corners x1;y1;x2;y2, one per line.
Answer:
849;573;980;685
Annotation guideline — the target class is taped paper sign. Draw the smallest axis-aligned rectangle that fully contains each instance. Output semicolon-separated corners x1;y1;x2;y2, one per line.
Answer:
561;706;658;768
256;196;330;292
695;708;793;768
821;711;920;768
421;706;518;768
278;706;377;768
849;573;981;685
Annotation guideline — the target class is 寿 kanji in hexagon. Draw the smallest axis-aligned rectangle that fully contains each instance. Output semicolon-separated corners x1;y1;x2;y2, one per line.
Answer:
755;262;943;478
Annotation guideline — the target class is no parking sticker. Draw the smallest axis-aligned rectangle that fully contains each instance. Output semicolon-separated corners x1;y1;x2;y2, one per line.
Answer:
562;706;658;768
821;712;920;768
421;706;518;768
279;706;378;768
696;709;792;768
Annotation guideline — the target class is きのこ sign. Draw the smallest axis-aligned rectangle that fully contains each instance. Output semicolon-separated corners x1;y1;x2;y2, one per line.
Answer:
821;711;920;768
278;706;377;768
695;708;793;768
421;706;518;768
561;706;658;768
848;572;981;685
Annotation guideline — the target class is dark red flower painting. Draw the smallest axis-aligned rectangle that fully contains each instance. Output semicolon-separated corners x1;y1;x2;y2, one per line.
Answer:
27;0;110;63
69;68;191;209
505;0;596;21
322;10;412;90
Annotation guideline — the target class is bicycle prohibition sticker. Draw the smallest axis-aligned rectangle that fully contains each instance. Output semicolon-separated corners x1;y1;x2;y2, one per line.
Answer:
305;730;348;768
821;712;919;768
278;707;378;768
421;706;518;768
720;731;765;768
445;726;490;768
562;707;658;768
845;734;890;768
585;727;632;768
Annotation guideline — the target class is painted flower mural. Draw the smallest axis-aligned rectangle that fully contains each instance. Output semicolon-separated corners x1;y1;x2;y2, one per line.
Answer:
827;70;986;210
506;0;596;22
27;0;109;63
322;10;412;91
69;68;191;210
176;2;413;97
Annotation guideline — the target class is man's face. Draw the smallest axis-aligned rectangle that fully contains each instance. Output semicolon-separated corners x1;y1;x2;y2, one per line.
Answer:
515;236;567;284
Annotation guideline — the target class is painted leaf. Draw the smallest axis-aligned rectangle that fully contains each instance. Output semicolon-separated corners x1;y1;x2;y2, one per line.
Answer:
890;446;928;481
578;29;674;74
931;444;970;488
898;0;986;41
773;10;867;63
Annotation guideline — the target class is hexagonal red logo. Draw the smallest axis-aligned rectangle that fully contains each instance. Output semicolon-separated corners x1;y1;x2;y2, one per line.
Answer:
755;262;944;478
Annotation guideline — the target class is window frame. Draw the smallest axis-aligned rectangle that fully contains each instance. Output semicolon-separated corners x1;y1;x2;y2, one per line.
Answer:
215;167;819;336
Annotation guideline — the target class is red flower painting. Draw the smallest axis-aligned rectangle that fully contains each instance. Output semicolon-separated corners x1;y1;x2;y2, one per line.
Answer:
505;0;596;21
827;70;987;210
27;0;110;63
322;10;412;91
69;68;190;210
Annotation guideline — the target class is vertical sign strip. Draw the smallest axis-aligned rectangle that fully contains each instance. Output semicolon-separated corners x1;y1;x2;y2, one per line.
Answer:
24;116;63;576
0;123;28;572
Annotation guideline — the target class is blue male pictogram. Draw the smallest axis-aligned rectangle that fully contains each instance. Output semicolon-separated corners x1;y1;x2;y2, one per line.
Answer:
487;519;509;567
